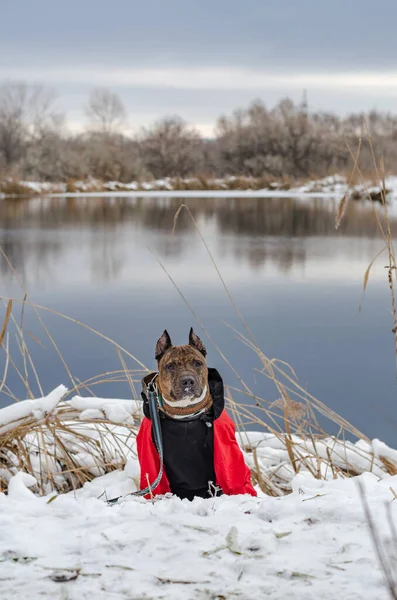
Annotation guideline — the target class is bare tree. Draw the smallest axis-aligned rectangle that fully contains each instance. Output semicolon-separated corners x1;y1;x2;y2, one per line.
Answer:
0;81;59;169
0;82;26;166
85;88;126;135
215;98;351;178
139;116;203;178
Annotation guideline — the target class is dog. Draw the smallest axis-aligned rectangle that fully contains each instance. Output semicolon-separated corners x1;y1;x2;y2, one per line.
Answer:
136;328;257;500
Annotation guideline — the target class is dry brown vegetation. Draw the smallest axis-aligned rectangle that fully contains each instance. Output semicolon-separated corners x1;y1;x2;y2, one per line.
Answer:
0;179;40;197
0;401;139;496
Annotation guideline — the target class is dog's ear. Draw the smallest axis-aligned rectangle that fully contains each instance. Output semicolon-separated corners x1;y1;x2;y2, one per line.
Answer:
189;328;207;357
155;330;172;361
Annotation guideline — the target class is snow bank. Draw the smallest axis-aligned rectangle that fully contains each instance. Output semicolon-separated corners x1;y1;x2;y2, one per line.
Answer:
241;431;392;491
288;174;348;194
3;173;397;205
0;469;396;599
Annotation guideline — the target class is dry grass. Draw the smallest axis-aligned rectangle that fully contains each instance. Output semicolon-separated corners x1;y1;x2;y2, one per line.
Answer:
1;174;302;197
65;179;80;193
0;402;139;495
0;179;39;197
338;130;397;364
358;479;397;600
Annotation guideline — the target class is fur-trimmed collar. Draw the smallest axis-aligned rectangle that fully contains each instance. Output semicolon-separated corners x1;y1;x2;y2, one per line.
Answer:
141;367;224;421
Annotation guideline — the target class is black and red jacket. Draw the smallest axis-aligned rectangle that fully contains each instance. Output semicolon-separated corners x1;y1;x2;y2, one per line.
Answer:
137;368;257;499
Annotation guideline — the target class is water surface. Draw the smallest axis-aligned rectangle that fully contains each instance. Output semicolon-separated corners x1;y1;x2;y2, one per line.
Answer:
1;195;396;443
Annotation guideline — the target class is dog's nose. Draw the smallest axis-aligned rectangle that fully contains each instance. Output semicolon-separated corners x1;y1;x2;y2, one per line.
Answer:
181;376;195;388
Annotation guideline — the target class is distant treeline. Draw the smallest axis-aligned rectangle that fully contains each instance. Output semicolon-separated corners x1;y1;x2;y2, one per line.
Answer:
0;81;396;183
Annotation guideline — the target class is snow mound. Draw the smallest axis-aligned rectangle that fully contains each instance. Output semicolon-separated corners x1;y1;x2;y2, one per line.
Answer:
0;385;67;435
70;396;142;425
7;472;38;501
0;472;395;599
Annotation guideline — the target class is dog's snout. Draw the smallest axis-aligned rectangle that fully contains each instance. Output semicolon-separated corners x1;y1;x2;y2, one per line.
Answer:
181;375;195;388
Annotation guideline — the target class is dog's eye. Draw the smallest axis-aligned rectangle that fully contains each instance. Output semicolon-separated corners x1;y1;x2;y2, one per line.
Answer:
193;360;203;368
165;363;176;372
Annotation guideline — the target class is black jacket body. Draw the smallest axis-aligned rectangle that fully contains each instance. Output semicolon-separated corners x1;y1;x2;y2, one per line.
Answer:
141;368;224;500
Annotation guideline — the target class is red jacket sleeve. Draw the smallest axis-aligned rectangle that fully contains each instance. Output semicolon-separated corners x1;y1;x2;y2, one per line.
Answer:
213;410;257;496
136;416;171;497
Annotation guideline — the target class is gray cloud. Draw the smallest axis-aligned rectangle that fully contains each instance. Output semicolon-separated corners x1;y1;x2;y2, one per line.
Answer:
3;0;397;70
2;0;397;130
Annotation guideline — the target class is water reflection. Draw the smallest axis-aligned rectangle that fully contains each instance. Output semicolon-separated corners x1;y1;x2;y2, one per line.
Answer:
0;195;394;286
1;194;397;445
0;195;393;237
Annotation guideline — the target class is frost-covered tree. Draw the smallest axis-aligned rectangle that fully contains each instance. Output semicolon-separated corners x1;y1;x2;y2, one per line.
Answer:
85;88;126;135
0;81;58;169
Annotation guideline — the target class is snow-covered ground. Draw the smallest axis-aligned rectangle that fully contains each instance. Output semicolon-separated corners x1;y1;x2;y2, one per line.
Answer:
1;389;397;598
1;468;396;599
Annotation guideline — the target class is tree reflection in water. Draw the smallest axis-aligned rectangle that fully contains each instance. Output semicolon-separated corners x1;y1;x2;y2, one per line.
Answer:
0;195;393;287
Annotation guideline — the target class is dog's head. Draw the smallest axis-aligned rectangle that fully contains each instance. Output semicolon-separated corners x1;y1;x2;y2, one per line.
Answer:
155;328;209;404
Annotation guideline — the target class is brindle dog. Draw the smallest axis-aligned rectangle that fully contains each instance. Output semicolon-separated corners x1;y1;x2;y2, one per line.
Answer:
138;328;257;499
155;328;213;418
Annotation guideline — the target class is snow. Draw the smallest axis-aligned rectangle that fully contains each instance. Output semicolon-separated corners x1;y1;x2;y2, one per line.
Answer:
3;173;397;206
70;396;142;425
0;390;141;437
373;438;397;464
289;174;348;194
2;390;397;597
0;468;396;599
19;180;65;194
241;431;391;492
7;472;37;501
0;384;67;435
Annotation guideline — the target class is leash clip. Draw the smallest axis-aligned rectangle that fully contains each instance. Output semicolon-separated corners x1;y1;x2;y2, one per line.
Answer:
106;373;164;505
146;374;163;410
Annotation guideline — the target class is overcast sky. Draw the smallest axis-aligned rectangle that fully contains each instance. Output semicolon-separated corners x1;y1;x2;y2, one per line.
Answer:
2;0;397;135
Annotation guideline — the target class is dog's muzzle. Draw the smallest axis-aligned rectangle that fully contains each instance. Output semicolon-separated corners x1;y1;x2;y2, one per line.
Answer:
178;372;201;400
